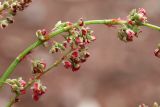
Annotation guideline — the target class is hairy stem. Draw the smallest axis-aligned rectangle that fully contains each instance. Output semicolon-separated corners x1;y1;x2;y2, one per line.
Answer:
0;19;160;89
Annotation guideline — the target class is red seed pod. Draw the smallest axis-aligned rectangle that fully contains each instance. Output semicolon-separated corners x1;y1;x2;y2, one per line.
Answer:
19;79;26;87
72;64;80;72
73;58;80;64
20;89;26;95
81;28;87;36
71;51;79;58
31;81;46;101
63;61;72;69
75;37;83;45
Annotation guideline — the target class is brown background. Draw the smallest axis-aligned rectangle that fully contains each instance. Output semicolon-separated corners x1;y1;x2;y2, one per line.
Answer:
1;0;160;107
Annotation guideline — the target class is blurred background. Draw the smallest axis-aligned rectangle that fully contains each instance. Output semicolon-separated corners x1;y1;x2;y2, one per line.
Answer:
1;0;160;107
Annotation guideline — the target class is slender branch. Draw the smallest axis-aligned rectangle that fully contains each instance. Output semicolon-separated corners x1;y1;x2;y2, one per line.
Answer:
6;49;72;107
0;19;160;89
6;94;19;107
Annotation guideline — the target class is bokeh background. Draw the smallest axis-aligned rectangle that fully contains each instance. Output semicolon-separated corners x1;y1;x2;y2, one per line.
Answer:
1;0;160;107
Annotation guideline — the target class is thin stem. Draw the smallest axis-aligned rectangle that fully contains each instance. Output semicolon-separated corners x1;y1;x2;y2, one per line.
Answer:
6;94;19;107
6;49;72;107
0;19;160;89
143;23;160;31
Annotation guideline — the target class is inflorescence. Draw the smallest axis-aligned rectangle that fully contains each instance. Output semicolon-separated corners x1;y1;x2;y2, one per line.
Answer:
0;0;32;28
2;7;160;106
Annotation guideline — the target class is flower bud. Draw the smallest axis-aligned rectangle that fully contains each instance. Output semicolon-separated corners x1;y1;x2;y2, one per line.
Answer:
63;61;72;69
78;18;84;26
72;64;80;72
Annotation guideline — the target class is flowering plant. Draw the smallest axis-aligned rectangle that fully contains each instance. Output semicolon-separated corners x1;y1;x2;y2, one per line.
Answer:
0;1;160;107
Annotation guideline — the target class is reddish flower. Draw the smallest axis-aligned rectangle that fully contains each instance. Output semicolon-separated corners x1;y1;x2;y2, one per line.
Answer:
138;8;146;16
63;61;72;69
71;51;79;58
72;64;80;72
128;20;134;25
20;89;26;95
81;28;87;36
31;82;46;101
63;41;68;48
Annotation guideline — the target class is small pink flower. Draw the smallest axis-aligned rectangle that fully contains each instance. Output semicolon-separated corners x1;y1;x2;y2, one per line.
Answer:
19;79;26;87
31;82;46;101
126;29;135;41
33;94;39;101
75;37;83;45
67;37;72;43
128;20;134;25
138;8;146;16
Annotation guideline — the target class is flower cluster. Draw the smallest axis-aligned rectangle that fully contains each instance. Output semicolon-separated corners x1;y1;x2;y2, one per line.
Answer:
36;29;49;41
128;8;147;25
36;18;95;72
0;0;32;28
31;80;47;101
31;59;46;74
6;77;26;95
118;8;147;42
50;18;96;72
49;41;66;53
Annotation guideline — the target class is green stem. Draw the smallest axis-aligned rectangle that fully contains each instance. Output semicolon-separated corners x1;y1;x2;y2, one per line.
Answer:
143;23;160;31
0;19;160;89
